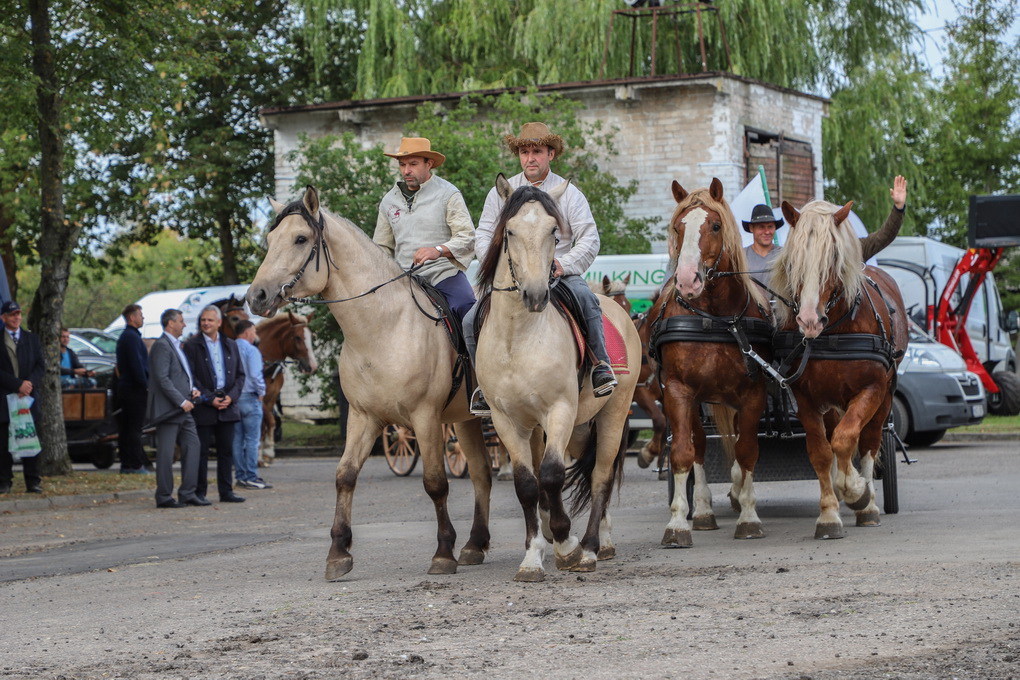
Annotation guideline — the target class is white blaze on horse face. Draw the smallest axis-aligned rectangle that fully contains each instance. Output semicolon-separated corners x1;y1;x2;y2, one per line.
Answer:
674;207;707;299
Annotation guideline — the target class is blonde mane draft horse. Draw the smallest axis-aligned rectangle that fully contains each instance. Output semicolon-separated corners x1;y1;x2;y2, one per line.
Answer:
770;200;908;538
475;176;640;582
651;178;774;546
255;311;319;467
246;186;492;580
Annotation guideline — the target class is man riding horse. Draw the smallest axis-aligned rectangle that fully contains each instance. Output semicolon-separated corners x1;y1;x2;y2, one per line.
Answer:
465;122;618;415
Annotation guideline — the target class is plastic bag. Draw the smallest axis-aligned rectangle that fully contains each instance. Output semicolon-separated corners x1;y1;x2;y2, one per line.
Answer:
7;393;41;460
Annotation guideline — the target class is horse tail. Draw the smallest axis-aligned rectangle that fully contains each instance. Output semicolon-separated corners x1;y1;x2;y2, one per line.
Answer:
564;420;628;517
710;404;738;471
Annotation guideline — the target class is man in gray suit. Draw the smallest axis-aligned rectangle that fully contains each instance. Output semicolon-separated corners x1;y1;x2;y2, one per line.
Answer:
147;309;205;508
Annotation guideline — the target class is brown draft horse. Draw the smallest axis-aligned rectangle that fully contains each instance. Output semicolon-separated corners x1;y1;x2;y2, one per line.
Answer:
652;178;774;546
255;311;319;467
770;200;907;538
217;294;250;340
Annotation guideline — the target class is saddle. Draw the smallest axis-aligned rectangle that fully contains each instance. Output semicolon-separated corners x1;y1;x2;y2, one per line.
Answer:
412;275;471;408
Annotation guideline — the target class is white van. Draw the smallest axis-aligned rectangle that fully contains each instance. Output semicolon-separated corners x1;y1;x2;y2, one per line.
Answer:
104;285;259;339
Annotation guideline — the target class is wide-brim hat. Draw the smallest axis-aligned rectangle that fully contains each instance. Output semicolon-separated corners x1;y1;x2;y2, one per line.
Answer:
505;122;565;156
742;203;784;233
383;137;445;168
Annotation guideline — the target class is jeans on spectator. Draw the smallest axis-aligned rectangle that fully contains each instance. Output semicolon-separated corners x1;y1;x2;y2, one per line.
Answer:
233;393;263;483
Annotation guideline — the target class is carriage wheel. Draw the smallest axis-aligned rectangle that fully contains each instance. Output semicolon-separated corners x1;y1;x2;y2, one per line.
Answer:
382;425;420;476
878;427;899;514
481;418;505;472
444;424;469;479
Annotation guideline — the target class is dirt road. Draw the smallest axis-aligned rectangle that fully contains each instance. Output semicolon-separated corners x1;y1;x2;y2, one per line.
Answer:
1;440;1018;679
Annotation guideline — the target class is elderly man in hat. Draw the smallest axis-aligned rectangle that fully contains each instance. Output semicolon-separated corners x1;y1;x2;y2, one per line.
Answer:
742;204;784;288
465;122;617;416
373;137;477;323
0;300;44;494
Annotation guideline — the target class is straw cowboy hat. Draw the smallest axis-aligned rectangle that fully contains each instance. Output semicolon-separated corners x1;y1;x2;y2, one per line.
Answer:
741;203;785;233
383;137;445;168
504;122;565;156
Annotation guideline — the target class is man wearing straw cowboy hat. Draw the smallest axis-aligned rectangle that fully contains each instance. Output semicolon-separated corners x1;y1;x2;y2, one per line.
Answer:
465;122;617;416
373;137;477;323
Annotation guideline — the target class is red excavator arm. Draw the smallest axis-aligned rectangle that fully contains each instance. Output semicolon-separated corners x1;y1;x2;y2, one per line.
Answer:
931;247;1004;393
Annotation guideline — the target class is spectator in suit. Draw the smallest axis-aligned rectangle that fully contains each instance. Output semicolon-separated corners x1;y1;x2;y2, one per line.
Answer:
115;304;151;474
184;305;246;504
0;300;44;494
59;328;96;388
147;308;204;508
232;320;271;490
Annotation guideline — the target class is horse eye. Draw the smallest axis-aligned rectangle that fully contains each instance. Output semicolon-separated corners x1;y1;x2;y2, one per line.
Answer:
712;223;721;232
506;229;514;237
295;235;308;245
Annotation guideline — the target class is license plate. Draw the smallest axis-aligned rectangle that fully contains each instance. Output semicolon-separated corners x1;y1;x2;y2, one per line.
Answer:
972;403;985;418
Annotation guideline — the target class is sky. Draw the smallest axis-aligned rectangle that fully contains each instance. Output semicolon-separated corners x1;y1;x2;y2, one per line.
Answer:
917;0;1020;75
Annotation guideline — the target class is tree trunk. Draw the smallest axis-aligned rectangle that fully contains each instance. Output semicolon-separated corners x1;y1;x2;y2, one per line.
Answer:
30;0;73;476
218;207;239;284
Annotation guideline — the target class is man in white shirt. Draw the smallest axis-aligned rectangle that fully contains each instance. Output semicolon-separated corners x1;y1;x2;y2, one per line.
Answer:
466;122;617;415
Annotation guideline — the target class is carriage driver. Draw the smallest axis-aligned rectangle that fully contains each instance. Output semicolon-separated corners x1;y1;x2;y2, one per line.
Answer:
465;122;618;416
373;137;477;324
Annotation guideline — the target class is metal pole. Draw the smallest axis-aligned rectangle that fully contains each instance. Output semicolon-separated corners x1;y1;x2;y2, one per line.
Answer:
695;6;708;72
599;10;618;80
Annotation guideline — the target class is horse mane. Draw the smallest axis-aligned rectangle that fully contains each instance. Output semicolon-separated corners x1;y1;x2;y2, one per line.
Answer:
671;187;769;310
590;278;627;296
770;200;865;326
476;185;567;290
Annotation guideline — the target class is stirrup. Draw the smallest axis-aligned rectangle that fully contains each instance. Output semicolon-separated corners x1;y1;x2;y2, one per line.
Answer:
469;387;492;417
591;362;617;397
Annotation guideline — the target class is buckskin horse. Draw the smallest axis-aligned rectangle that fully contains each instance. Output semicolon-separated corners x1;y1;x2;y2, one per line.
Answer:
246;186;492;580
475;177;640;582
649;178;774;546
255;311;318;467
770;199;907;538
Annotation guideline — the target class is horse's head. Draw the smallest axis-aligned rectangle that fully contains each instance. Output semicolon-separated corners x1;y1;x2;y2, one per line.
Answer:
669;178;738;300
479;174;569;313
773;200;862;338
591;273;632;315
220;299;250;338
248;186;330;317
284;311;319;373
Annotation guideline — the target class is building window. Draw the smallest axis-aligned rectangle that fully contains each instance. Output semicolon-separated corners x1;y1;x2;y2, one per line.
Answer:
744;128;814;208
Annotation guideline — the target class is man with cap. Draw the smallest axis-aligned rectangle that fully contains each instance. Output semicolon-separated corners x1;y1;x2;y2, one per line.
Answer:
742;204;784;288
0;300;44;494
465;122;617;416
373;137;477;323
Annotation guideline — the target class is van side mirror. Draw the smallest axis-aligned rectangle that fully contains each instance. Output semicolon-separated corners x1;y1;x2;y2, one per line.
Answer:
1002;309;1020;333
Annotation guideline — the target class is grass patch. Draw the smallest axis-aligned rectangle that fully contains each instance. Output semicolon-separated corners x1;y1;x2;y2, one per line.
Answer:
954;413;1020;434
2;469;156;500
280;419;343;447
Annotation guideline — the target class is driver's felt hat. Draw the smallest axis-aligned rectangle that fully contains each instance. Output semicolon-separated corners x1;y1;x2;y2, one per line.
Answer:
742;204;784;233
383;137;445;168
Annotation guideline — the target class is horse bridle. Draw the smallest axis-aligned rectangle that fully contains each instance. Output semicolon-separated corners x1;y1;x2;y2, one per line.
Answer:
491;229;559;293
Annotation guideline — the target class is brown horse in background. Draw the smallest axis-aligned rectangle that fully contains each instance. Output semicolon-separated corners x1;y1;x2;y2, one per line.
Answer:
255;311;319;467
217;295;250;340
770;200;908;538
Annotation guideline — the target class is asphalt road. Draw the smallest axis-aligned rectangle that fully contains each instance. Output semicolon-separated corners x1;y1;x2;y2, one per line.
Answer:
1;440;1018;679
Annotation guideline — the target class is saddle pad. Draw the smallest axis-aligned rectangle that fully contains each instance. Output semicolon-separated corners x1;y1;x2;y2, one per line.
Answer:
603;314;631;375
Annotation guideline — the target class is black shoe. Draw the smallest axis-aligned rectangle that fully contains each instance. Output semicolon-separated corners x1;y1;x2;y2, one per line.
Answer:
157;499;186;509
183;497;212;506
469;387;491;417
220;494;246;503
26;485;43;494
591;363;618;397
0;483;11;495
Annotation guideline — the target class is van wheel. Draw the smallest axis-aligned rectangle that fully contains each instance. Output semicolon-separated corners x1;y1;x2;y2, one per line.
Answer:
988;371;1020;416
905;428;946;447
891;396;910;440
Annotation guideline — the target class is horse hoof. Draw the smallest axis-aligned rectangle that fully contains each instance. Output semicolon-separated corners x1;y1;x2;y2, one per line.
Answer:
856;510;881;527
570;557;597;573
728;492;741;513
458;546;486;565
597;545;616;561
325;556;353;581
693;515;719;531
637;451;652;469
734;522;765;539
657;469;669;481
514;568;545;583
845;486;873;511
427;557;458;575
661;528;693;548
555;545;584;570
497;471;513;482
814;523;845;540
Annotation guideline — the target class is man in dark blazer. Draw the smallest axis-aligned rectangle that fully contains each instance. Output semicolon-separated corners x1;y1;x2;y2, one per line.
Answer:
0;300;44;494
115;304;150;473
184;305;246;503
147;308;204;508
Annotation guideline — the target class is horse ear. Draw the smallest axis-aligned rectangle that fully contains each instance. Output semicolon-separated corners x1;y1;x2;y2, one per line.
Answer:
781;201;800;228
303;185;320;217
269;197;286;214
495;173;513;201
547;177;571;201
288;310;298;324
671;180;688;204
305;311;315;322
623;273;631;286
834;201;854;226
602;274;611;294
709;177;724;202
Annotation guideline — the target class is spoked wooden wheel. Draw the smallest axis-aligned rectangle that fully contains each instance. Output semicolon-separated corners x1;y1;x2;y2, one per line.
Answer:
382;425;420;476
444;424;469;478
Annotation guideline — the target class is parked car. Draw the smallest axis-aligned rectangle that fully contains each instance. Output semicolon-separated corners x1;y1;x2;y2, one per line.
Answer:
63;354;120;469
894;321;986;447
70;328;118;354
66;333;108;357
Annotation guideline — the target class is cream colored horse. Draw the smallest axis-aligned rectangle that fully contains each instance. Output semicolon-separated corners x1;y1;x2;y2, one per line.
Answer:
475;177;641;582
246;186;492;580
